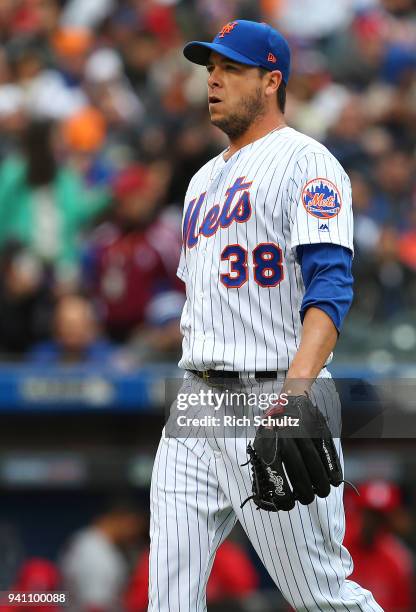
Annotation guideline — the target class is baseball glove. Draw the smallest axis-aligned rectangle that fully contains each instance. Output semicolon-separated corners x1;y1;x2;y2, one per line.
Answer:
241;394;344;512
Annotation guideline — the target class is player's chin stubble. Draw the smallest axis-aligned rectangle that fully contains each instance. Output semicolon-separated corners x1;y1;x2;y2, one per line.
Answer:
210;87;266;140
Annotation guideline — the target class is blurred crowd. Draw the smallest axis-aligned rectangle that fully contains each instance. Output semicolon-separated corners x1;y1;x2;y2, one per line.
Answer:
0;0;414;364
0;479;414;611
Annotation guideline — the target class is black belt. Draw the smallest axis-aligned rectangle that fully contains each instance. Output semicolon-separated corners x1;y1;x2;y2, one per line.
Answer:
189;369;280;382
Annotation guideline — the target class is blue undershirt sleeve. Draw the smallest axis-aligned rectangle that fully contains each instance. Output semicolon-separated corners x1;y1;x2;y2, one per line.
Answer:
296;244;353;333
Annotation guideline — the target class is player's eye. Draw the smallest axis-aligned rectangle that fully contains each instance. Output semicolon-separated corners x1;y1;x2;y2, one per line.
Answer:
206;65;214;74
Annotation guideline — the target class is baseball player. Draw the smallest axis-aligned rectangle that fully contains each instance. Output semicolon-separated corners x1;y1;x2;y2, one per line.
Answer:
149;20;383;612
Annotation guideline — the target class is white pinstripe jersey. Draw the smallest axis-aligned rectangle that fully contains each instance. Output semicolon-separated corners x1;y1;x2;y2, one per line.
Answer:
177;126;353;372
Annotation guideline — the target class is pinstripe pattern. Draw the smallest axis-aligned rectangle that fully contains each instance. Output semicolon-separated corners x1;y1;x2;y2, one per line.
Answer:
149;127;382;611
177;127;354;372
149;373;383;611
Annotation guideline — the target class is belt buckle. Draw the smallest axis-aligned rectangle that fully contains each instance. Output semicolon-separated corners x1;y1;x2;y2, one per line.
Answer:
202;370;210;382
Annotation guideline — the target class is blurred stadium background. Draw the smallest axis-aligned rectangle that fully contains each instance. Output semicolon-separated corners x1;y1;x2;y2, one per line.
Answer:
0;0;415;610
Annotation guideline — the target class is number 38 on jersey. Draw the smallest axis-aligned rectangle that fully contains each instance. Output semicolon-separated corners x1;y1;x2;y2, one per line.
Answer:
221;242;284;289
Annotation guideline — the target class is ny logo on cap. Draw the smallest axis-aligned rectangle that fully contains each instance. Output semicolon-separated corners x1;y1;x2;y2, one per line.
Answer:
218;21;238;38
268;52;277;63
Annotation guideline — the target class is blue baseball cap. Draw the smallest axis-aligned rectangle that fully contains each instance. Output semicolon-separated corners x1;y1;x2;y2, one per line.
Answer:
183;20;291;85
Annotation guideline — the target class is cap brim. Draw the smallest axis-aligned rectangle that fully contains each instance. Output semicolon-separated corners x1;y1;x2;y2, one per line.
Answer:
183;41;259;68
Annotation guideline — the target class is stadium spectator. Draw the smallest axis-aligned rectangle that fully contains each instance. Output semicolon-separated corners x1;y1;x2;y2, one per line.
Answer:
0;558;62;612
51;28;93;88
84;48;144;131
61;106;113;188
0;120;110;288
324;94;370;170
27;294;117;365
60;500;143;612
372;148;415;229
84;163;184;350
344;480;414;611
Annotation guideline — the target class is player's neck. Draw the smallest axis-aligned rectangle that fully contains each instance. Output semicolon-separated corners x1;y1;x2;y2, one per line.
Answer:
223;116;287;161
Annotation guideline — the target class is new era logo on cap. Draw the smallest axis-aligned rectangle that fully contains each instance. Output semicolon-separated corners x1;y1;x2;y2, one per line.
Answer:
183;19;291;85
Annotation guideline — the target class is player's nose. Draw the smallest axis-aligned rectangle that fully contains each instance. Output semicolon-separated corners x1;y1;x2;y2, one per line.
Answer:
207;66;222;88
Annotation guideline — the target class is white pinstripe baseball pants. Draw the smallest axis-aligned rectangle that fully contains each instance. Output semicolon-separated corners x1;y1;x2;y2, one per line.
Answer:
148;373;383;612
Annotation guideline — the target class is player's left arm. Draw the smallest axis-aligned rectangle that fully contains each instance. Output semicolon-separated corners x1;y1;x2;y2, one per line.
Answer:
285;307;338;394
285;150;355;394
244;158;354;510
285;242;353;394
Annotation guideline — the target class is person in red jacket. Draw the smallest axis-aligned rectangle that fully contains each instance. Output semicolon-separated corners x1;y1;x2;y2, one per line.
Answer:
85;163;185;356
0;558;62;612
344;480;414;612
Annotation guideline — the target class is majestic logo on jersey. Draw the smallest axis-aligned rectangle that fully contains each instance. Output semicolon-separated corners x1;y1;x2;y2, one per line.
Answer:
183;177;252;249
218;21;238;38
302;178;342;220
319;223;329;232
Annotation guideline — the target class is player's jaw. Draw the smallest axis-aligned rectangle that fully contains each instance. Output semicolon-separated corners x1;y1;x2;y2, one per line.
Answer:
209;86;267;140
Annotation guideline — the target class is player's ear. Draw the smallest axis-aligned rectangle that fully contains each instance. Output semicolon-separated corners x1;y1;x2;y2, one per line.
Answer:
265;70;282;99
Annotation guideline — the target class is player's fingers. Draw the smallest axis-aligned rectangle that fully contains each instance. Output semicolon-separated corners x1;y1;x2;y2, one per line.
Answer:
280;438;315;505
297;438;330;498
